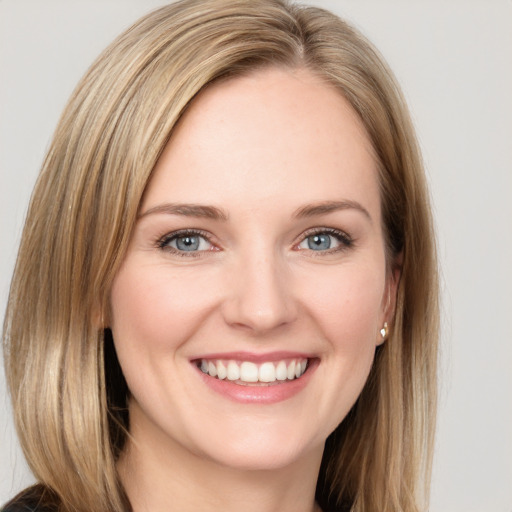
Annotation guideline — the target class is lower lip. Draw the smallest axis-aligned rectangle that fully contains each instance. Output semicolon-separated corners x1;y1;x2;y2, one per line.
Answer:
194;359;318;404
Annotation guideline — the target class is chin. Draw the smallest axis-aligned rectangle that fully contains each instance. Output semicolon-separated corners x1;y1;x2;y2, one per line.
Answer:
178;412;329;473
201;436;322;473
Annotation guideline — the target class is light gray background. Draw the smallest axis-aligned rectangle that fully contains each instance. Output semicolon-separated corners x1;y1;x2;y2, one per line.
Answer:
1;1;511;510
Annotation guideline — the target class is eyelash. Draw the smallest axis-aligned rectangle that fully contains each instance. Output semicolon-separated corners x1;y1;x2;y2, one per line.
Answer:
156;229;215;258
296;227;354;255
155;227;354;257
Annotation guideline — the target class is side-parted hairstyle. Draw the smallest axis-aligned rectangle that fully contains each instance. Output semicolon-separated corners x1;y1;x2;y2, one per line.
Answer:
2;1;439;511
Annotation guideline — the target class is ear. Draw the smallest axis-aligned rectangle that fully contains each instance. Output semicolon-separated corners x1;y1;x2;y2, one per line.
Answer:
377;252;403;345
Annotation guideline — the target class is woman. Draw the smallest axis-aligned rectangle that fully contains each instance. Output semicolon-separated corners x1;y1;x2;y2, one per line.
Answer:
2;0;439;511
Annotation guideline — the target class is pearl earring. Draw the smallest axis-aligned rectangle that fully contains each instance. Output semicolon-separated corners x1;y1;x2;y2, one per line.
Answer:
380;322;389;341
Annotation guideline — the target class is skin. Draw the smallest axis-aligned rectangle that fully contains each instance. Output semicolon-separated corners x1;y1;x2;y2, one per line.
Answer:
110;67;398;512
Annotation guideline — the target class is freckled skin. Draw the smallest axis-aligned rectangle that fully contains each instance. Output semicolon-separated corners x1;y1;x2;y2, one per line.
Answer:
110;67;397;478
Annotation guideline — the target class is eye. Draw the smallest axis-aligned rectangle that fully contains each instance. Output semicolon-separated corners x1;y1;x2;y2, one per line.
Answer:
296;228;352;253
157;230;214;254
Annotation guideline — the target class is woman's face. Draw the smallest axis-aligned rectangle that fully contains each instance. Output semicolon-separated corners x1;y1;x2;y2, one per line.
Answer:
110;67;397;471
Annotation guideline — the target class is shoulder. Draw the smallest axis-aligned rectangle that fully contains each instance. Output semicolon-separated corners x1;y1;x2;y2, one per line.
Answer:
1;485;58;512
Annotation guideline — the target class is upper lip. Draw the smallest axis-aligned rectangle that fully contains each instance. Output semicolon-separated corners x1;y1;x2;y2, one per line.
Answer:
191;351;315;363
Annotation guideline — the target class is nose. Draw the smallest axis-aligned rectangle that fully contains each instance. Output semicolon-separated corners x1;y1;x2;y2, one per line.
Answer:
221;251;298;334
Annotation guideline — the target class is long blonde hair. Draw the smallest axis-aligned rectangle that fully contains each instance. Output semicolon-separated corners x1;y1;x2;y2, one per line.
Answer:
3;1;438;511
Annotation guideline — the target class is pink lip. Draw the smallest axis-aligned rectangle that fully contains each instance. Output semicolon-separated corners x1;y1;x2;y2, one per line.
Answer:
192;356;319;405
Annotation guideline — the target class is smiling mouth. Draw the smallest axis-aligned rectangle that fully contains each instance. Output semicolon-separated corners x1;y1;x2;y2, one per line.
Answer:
196;358;310;385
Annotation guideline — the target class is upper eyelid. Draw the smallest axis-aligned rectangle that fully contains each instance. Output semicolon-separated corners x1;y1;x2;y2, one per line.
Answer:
157;228;215;247
300;226;350;236
159;228;212;239
296;226;352;242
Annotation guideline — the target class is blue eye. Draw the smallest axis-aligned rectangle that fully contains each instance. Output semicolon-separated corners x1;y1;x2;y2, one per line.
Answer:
297;229;352;252
175;235;201;251
307;233;332;250
158;231;213;253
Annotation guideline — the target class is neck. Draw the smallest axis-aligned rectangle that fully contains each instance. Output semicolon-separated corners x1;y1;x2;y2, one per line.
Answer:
118;404;324;512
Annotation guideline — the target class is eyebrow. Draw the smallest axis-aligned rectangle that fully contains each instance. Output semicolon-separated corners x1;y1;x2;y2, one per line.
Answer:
293;200;372;222
138;199;371;223
138;203;229;221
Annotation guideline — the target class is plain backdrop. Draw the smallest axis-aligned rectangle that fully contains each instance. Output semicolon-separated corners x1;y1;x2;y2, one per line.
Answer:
1;1;511;510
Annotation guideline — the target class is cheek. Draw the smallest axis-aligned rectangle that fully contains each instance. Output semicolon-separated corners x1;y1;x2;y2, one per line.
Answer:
109;262;217;358
108;262;221;426
299;264;385;429
301;260;384;388
299;261;386;345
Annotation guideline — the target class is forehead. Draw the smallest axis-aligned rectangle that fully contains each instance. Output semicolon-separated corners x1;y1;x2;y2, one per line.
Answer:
143;66;379;218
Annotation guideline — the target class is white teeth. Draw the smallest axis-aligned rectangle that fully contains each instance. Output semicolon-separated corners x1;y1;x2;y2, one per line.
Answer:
227;361;240;381
240;362;258;382
276;361;288;381
287;360;296;380
217;360;227;380
208;361;217;378
259;362;276;383
199;358;309;384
